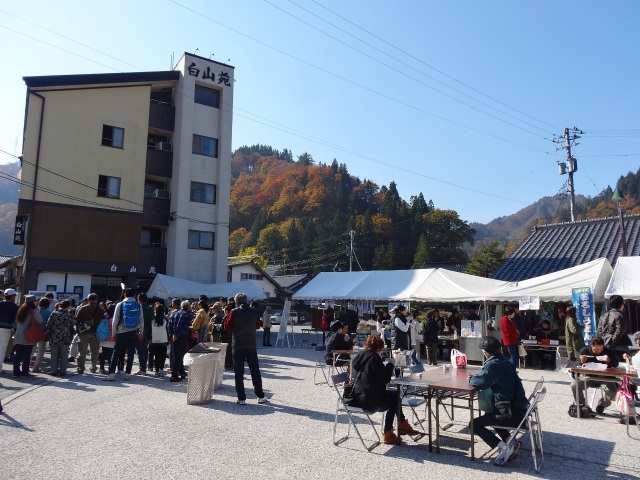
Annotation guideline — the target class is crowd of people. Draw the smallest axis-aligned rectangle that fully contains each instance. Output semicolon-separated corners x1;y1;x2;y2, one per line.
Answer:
0;288;270;410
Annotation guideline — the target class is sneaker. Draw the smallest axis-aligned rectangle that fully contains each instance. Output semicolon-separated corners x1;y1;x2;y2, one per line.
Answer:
595;404;605;414
508;441;522;462
257;397;268;404
76;369;85;374
170;376;181;382
494;443;515;466
103;374;116;382
99;369;107;375
237;399;246;405
134;370;145;376
123;374;131;380
90;367;98;373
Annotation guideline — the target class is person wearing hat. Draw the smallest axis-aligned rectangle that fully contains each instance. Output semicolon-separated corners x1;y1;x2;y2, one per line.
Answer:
0;288;19;373
324;320;355;366
12;295;43;377
468;336;529;466
262;306;273;347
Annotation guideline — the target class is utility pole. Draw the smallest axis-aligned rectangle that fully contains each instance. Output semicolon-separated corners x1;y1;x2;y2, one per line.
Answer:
554;127;582;222
349;230;355;272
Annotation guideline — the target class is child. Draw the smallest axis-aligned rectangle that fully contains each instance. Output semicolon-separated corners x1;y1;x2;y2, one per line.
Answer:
99;303;117;375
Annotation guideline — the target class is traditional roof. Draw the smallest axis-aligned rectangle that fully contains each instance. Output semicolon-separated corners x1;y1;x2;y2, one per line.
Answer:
271;274;310;291
493;214;640;282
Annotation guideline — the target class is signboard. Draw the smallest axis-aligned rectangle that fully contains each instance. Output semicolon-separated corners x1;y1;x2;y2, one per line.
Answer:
13;215;27;245
518;296;540;311
572;286;596;346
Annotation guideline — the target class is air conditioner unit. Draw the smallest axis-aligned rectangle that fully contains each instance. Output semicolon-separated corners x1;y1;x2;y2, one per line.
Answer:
155;142;173;152
153;189;170;199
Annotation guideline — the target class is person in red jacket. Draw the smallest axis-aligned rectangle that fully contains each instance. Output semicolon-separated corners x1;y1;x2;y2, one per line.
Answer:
500;306;520;369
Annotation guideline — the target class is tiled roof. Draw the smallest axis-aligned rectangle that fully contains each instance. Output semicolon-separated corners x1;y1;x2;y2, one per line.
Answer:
493;214;640;281
271;274;309;289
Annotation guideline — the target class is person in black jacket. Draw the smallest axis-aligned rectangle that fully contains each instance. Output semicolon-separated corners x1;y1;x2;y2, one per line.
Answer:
422;309;440;365
325;321;355;365
352;335;419;444
391;305;410;350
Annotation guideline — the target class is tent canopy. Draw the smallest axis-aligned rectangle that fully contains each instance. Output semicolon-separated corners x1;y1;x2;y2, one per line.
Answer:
146;274;267;301
605;256;640;300
293;258;614;304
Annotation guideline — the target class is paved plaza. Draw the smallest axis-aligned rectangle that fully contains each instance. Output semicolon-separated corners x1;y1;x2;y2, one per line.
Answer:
1;335;639;479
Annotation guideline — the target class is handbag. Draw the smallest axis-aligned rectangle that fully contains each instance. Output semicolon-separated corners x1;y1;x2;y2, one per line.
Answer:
342;371;362;400
26;312;48;343
616;374;636;417
450;348;467;369
478;387;494;413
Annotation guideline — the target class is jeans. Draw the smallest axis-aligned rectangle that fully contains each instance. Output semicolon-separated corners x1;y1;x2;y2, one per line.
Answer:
77;332;99;371
136;339;149;372
50;344;70;374
233;347;264;401
109;330;137;374
13;344;34;375
372;389;405;432
150;343;167;371
171;335;189;379
474;410;526;449
0;328;12;369
506;345;519;369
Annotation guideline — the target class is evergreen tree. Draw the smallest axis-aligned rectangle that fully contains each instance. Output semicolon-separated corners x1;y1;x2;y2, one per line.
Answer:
465;240;505;277
297;152;314;166
412;233;429;268
247;210;267;246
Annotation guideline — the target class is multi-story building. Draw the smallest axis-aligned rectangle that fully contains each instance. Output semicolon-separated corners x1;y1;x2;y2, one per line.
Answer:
18;53;233;300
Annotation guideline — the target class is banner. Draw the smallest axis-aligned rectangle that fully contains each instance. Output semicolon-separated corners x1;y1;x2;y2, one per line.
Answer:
572;287;596;346
519;296;540;311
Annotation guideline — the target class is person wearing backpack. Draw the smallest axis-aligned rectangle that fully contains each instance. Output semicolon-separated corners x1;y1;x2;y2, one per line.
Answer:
103;288;143;382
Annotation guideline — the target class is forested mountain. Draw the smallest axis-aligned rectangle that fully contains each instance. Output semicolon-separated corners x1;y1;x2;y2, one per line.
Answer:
229;147;474;274
0;162;20;256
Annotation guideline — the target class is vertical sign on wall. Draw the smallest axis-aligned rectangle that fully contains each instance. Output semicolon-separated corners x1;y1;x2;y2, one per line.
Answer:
13;215;26;245
572;286;596;346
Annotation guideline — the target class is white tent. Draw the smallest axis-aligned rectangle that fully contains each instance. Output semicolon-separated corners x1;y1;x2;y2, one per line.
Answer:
410;268;508;303
605;256;640;300
146;274;267;301
486;257;613;302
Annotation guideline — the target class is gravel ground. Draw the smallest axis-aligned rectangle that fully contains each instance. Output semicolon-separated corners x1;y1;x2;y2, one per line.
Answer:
1;344;639;480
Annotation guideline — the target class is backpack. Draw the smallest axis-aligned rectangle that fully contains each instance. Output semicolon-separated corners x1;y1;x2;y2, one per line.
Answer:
95;317;111;341
119;301;141;330
568;403;594;418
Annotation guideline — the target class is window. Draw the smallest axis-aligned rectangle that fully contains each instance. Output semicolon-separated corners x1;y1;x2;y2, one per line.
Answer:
98;175;121;198
141;228;163;247
194;85;220;108
190;182;216;204
192;134;218;158
46;285;57;292
188;230;214;250
73;286;84;297
102;125;124;148
241;273;263;281
144;181;165;197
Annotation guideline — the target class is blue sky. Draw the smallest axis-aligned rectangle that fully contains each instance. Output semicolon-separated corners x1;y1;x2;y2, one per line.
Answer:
0;1;638;224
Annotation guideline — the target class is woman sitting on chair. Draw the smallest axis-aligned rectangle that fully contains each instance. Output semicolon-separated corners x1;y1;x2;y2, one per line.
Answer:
351;335;419;444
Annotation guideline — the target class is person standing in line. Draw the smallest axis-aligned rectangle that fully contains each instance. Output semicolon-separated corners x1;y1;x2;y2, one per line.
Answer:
32;297;52;373
191;300;210;344
75;293;104;374
99;302;117;375
221;304;234;370
565;305;585;363
262;306;272;347
223;292;267;405
150;303;169;377
0;289;19;373
167;300;192;382
423;309;440;365
500;306;520;370
134;293;153;375
12;295;43;377
104;288;143;382
47;300;75;376
598;295;631;361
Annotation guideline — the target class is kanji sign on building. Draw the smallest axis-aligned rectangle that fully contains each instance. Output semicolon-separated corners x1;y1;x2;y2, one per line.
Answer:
13;216;26;245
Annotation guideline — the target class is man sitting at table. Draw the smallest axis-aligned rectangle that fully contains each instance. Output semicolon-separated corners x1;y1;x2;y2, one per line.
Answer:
325;320;355;367
469;336;529;466
569;336;619;414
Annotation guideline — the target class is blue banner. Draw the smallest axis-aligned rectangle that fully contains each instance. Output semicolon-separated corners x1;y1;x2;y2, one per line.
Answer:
572;287;596;346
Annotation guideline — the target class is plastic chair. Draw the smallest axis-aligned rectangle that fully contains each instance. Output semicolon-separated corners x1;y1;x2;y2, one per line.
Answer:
331;372;381;452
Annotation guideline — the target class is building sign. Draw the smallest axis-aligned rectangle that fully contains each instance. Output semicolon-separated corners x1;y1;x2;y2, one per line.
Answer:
187;61;231;87
13;215;26;245
572;286;596;345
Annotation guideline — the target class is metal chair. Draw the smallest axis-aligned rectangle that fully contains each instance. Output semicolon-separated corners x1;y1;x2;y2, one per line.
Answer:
489;377;546;473
399;364;427;438
331;372;381;452
313;345;329;385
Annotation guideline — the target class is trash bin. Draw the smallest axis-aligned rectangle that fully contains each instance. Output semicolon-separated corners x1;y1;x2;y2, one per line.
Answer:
184;344;221;405
205;342;228;391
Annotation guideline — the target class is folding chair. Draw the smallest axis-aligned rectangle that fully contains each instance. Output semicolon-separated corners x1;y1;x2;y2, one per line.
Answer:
399;364;427;438
313;345;329;385
331;372;381;452
489;377;546;473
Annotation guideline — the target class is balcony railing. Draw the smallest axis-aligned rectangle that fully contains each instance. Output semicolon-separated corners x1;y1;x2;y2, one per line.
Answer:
145;148;173;178
149;100;175;131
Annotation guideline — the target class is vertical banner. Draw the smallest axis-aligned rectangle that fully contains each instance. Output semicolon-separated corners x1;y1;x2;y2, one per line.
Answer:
13;215;27;245
572;287;596;346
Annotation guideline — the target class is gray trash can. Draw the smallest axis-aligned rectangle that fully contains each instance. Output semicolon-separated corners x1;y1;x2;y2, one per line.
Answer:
184;345;221;405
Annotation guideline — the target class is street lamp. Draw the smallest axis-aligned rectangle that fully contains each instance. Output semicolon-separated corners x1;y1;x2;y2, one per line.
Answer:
612;187;628;257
